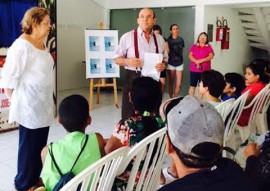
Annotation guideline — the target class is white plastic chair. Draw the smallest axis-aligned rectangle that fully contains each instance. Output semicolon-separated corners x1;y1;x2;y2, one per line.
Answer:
223;90;250;159
215;98;235;121
116;127;167;191
237;83;270;141
255;83;270;134
60;147;128;191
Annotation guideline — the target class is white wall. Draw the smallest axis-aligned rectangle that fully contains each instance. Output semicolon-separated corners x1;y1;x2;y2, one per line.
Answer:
57;0;105;91
95;0;270;9
204;6;253;75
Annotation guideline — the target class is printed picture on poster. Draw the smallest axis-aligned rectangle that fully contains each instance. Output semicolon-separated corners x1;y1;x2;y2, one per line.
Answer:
89;36;100;51
104;36;115;51
90;58;101;74
105;59;116;74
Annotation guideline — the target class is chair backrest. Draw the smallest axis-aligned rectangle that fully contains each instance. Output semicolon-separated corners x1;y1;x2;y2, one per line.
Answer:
244;83;270;126
223;90;250;159
117;127;167;191
260;83;270;114
60;147;128;191
215;98;235;121
224;90;250;139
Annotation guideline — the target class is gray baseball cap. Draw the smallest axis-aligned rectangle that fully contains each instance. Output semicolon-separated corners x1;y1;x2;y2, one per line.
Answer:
165;95;224;158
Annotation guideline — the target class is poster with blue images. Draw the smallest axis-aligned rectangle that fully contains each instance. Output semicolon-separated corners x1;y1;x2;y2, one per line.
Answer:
85;30;119;78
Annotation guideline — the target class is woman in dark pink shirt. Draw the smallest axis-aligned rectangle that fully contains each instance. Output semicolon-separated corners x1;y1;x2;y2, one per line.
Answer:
188;32;214;97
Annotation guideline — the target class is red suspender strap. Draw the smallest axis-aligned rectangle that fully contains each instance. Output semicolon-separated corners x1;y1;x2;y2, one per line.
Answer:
153;34;159;53
134;29;159;58
134;29;139;58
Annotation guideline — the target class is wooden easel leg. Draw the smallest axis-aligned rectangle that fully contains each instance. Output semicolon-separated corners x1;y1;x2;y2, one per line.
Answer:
113;78;118;108
89;79;94;110
97;79;101;104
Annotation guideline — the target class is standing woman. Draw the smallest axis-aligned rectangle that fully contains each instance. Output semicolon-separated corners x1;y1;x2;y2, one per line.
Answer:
0;7;54;190
167;24;185;98
188;32;214;97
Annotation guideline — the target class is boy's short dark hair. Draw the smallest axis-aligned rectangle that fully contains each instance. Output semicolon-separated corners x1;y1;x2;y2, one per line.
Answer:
224;72;246;94
201;70;226;98
172;142;221;168
130;77;162;114
59;95;89;132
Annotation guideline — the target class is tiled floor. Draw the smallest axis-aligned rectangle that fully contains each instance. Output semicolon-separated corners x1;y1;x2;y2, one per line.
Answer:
0;87;171;191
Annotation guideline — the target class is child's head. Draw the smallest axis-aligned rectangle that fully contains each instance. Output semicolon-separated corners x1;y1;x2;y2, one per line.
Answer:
152;24;162;35
130;77;162;114
250;58;270;83
59;95;91;132
223;73;246;96
199;70;226;98
245;63;268;85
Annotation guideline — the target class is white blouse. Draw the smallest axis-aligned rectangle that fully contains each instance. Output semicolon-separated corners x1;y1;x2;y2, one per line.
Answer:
0;39;54;129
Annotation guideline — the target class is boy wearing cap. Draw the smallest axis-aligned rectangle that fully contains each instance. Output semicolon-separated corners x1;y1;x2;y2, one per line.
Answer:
159;96;256;191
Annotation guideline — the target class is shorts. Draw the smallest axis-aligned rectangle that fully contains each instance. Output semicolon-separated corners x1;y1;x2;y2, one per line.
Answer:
190;71;202;87
160;70;166;78
167;64;184;71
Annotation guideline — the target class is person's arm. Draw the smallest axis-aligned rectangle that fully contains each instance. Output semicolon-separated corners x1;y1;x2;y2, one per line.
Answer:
188;51;197;63
165;41;170;55
114;56;142;68
96;133;105;157
245;92;255;106
243;143;260;158
41;145;48;165
104;135;124;154
197;53;214;64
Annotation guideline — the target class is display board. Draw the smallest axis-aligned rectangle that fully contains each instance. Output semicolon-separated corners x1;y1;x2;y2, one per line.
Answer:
85;29;119;78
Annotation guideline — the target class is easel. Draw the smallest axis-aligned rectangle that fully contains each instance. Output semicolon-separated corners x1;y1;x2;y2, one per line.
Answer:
89;23;119;110
89;78;118;110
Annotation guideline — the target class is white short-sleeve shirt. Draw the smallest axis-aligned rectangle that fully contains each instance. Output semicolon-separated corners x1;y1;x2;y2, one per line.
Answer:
114;27;168;71
0;39;54;129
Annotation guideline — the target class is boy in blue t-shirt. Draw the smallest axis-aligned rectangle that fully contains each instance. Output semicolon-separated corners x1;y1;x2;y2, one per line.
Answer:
221;72;246;101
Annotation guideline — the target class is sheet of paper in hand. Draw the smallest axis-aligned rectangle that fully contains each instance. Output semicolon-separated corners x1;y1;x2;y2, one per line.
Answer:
142;53;163;81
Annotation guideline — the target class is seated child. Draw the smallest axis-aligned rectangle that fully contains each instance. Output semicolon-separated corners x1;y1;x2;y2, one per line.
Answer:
105;77;164;190
199;69;226;106
221;72;246;101
238;63;268;126
41;95;105;190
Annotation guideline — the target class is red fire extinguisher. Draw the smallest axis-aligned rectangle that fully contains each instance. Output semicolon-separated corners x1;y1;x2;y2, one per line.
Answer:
216;19;223;41
221;19;230;50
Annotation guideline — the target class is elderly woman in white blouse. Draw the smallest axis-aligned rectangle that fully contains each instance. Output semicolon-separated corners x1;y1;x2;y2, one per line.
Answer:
0;7;54;191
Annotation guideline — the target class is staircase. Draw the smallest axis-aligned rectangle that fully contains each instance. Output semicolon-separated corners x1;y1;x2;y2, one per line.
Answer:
237;7;270;57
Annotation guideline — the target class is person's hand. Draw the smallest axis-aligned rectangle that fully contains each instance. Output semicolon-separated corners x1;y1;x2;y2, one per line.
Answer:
155;62;166;72
243;143;260;158
128;58;142;68
194;60;202;70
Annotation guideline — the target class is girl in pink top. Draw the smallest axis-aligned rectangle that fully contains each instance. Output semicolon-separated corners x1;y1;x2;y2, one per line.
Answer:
238;63;267;126
188;32;214;96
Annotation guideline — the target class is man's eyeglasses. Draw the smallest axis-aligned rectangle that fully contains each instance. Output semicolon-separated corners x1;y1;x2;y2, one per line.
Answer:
138;16;154;20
